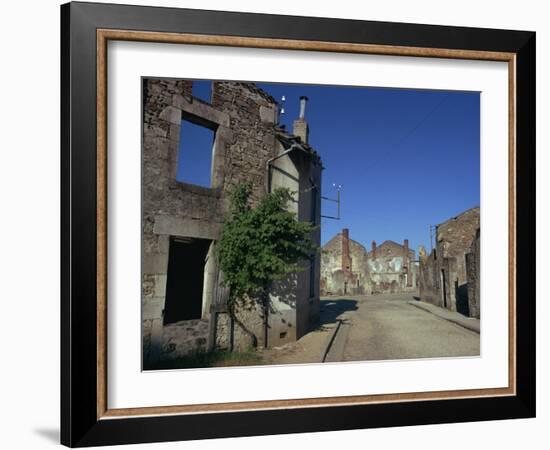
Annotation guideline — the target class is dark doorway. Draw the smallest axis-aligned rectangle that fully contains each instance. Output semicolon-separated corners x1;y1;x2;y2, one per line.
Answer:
441;269;448;308
163;237;211;325
455;280;471;317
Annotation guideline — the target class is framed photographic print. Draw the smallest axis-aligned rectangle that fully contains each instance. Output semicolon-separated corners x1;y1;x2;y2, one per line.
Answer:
60;1;536;447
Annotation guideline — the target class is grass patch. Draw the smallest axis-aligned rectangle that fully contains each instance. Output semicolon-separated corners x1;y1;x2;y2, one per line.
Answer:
145;349;263;370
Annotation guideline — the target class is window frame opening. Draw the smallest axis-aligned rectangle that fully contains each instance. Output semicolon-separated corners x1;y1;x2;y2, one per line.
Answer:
175;113;218;188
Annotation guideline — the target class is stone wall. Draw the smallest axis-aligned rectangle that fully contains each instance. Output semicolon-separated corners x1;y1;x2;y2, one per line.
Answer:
418;207;480;317
160;319;209;360
211;82;279;202
418;248;441;306
465;229;481;319
142;78;229;365
213;310;258;352
437;207;480;315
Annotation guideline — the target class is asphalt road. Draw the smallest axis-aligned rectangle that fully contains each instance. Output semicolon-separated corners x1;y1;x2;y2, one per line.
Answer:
323;293;480;362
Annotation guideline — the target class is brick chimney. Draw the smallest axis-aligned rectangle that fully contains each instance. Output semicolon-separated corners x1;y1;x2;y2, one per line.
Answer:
342;228;352;276
293;96;309;144
371;240;377;259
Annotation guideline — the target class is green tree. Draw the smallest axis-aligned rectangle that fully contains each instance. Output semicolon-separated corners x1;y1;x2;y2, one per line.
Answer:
217;182;318;347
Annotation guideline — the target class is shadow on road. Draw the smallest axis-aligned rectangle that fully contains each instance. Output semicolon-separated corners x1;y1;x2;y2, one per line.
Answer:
318;298;358;329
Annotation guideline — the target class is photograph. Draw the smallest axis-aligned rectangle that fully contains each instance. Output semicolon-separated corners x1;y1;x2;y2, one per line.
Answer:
141;78;481;370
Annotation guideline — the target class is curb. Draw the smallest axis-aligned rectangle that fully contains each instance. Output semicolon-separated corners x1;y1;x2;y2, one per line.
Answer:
321;319;342;362
408;301;480;333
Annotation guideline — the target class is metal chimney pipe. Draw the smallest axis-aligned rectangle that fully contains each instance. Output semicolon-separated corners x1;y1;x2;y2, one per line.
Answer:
299;96;308;119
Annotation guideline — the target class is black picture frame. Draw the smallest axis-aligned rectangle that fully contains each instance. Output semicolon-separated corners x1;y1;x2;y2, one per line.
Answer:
61;1;535;447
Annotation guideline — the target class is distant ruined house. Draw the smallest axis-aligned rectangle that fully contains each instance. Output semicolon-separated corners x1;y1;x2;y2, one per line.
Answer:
367;239;418;293
320;228;418;295
418;207;480;318
320;229;368;295
141;79;322;368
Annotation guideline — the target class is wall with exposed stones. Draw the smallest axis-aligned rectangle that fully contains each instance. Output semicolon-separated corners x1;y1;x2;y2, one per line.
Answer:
418;207;480;317
160;319;210;361
418;246;442;306
437;207;480;315
465;229;481;319
213;310;259;352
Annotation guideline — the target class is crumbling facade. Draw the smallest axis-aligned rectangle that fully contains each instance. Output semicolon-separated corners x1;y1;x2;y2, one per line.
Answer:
142;79;322;368
418;207;480;318
320;229;369;295
320;229;418;295
367;240;417;294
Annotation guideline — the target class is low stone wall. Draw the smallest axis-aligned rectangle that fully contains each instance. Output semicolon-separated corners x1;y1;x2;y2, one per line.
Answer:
418;250;441;307
213;310;259;352
214;311;258;352
160;319;209;360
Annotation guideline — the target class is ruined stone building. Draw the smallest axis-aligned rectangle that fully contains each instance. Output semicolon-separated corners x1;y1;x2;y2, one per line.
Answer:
418;207;480;318
142;79;322;367
320;229;418;295
320;229;369;295
367;239;418;293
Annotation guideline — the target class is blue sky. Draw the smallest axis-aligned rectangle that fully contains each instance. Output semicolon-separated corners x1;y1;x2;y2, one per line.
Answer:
177;81;480;255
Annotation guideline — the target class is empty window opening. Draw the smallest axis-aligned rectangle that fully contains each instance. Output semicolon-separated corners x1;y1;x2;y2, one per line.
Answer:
176;119;215;187
163;237;212;325
192;80;213;103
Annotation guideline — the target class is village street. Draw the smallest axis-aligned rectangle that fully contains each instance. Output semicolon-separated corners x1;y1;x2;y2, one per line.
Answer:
324;293;480;362
261;293;480;365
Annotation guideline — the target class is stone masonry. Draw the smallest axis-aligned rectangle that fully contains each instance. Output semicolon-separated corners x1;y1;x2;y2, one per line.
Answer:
418;207;480;317
465;229;481;319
